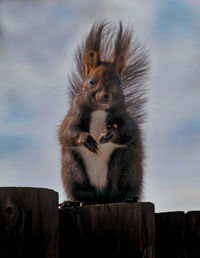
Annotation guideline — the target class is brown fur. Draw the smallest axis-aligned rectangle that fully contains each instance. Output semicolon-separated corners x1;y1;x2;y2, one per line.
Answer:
59;21;150;204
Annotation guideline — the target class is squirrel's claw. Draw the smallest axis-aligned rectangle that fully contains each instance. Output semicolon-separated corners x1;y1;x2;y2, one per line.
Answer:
115;196;139;203
84;134;98;153
99;128;117;144
59;200;84;208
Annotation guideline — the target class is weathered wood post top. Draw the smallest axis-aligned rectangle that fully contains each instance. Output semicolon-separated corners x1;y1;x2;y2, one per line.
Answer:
59;202;155;258
0;187;59;258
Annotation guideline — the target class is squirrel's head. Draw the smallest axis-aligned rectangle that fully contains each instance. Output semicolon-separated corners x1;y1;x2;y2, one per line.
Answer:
83;61;123;106
82;22;131;107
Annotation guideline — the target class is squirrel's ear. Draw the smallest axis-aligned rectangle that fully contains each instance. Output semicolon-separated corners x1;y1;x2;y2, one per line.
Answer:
112;22;131;76
84;50;100;78
113;52;127;76
84;21;106;78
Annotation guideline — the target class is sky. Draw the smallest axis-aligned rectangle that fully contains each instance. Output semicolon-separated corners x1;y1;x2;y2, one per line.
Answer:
0;0;200;212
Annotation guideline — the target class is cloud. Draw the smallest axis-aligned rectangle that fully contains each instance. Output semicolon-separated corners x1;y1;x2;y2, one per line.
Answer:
0;134;36;155
155;0;197;35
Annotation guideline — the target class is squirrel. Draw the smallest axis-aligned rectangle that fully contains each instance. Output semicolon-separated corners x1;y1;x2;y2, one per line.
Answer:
58;21;149;205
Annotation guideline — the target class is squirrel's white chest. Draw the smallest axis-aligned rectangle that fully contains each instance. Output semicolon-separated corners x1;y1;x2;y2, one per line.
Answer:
79;110;117;190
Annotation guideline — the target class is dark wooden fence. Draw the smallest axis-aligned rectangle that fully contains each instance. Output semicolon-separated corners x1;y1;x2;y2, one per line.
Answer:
0;187;199;258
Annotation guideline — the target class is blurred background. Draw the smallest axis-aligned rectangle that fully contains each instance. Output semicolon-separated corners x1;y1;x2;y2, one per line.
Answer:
0;0;199;212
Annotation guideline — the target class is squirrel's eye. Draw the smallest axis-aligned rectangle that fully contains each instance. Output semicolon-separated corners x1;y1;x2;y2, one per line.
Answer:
118;82;122;88
89;80;95;87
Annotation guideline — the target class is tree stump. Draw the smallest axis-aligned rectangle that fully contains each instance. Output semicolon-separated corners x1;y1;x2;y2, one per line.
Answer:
59;202;155;258
155;211;186;258
0;187;59;258
186;211;200;258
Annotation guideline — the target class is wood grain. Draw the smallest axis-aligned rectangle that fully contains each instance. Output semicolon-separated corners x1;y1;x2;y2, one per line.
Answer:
0;187;59;258
59;202;155;258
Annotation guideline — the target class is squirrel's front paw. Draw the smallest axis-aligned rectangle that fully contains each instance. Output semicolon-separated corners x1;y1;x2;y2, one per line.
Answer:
85;135;98;153
99;126;118;144
76;132;98;153
84;133;98;153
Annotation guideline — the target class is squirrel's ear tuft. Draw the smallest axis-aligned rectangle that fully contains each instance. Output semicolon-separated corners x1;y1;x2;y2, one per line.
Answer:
112;22;131;76
84;21;106;78
84;50;100;78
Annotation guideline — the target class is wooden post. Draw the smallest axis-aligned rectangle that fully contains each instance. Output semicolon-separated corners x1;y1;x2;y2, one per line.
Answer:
185;211;200;258
155;212;186;258
0;187;59;258
59;202;155;258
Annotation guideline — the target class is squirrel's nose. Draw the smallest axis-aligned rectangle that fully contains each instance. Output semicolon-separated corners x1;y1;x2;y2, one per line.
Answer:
103;93;109;100
97;91;110;103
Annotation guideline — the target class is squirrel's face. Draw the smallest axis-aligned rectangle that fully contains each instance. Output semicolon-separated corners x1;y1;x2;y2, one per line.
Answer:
84;63;124;106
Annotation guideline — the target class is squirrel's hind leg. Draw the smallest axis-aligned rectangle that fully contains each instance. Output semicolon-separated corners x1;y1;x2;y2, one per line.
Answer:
108;147;143;203
61;149;98;204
